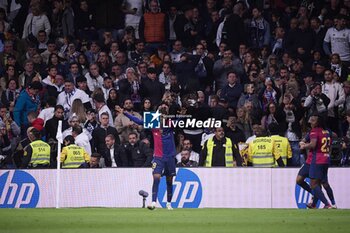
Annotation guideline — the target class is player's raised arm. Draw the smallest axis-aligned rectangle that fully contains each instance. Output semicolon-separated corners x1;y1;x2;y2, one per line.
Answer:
116;105;143;125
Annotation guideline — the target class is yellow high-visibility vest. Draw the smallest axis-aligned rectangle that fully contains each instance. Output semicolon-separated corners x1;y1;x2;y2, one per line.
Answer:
30;140;50;166
271;135;292;166
248;137;280;167
205;137;235;167
61;145;87;168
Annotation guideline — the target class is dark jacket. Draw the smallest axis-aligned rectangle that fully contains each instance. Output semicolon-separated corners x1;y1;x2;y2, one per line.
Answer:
45;116;69;141
225;126;246;145
118;78;134;104
140;78;165;107
123;141;153;167
91;126;120;156
222;13;246;55
104;144;128;167
220;83;243;110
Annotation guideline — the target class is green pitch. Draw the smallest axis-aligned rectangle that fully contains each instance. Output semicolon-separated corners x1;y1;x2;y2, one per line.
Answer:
0;208;349;233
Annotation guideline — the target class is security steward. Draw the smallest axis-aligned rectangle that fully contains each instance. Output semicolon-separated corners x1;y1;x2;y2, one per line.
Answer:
200;127;241;167
268;123;292;166
60;135;90;168
247;126;284;167
21;128;50;168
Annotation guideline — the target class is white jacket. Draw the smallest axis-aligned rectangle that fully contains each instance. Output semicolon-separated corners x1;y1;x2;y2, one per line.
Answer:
75;132;92;156
322;81;345;117
22;13;51;39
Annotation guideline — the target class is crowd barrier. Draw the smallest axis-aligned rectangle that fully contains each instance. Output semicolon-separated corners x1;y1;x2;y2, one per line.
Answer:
0;168;349;209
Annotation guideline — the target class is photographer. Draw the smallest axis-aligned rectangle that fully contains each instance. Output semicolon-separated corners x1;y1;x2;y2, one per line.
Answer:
303;83;330;119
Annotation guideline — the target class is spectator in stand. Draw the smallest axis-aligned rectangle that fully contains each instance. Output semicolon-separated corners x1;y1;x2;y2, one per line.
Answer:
91;112;120;156
323;14;350;66
321;69;345;135
57;78;91;119
115;98;143;143
139;0;169;54
103;134;127;167
89;152;101;168
85;63;104;92
75;0;97;41
222;2;245;55
123;132;153;167
1;78;19;110
18;60;38;88
213;48;244;91
220;71;243;111
22;3;51;41
247;7;270;49
224;114;246;146
304;82;330;120
13;81;42;134
177;149;199;167
93;93;113;127
140;67;165;107
169;40;185;63
175;139;200;164
72;125;91;156
129;40;145;65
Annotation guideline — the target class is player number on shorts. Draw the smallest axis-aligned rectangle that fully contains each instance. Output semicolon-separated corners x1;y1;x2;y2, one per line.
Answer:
321;137;330;153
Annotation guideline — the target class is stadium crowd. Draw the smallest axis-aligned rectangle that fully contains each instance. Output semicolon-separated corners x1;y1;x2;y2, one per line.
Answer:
0;0;349;168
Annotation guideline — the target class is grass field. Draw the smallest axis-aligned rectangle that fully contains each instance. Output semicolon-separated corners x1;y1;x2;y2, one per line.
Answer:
0;208;349;233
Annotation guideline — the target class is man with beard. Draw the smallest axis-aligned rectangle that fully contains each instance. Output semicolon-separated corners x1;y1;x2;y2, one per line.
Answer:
115;98;143;143
177;149;198;167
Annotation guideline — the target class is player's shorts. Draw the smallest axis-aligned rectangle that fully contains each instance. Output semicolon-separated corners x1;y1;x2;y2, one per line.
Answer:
309;163;329;181
152;156;176;176
298;163;310;178
298;163;328;183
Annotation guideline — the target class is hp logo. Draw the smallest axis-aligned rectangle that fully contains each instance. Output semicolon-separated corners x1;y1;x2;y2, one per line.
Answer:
295;178;320;209
0;171;40;208
158;168;202;208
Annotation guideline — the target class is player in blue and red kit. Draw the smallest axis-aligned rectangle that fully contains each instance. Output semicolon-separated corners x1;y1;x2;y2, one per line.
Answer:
299;114;334;209
117;103;176;210
296;132;337;209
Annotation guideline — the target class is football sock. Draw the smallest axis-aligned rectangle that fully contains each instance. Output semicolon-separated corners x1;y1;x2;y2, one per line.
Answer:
152;177;160;202
324;185;336;205
166;178;173;203
299;181;312;193
312;185;329;206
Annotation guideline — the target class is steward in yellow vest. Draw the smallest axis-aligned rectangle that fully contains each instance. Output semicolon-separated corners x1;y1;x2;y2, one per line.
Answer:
21;128;50;168
247;128;284;167
268;123;292;166
200;127;239;167
60;135;90;168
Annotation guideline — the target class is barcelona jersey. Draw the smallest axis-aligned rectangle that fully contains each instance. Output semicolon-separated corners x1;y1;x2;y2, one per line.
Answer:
306;127;331;165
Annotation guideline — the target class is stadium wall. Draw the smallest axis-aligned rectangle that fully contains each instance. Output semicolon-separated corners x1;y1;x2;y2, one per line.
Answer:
0;168;349;209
